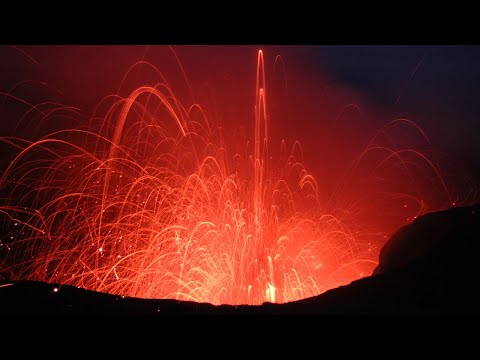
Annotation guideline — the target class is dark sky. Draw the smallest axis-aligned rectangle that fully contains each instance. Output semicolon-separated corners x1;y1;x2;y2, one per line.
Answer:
1;45;479;182
289;45;480;180
312;45;480;164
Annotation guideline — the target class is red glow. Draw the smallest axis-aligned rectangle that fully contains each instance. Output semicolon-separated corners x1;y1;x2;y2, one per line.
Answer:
0;46;459;305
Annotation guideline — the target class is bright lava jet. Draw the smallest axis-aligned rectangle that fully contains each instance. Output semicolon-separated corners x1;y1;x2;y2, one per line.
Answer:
0;48;457;305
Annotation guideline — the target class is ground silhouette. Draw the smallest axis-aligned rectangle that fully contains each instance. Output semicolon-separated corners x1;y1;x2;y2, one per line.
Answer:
1;204;479;315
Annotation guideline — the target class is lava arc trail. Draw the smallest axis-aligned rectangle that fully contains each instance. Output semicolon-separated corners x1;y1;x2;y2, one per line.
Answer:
0;48;455;305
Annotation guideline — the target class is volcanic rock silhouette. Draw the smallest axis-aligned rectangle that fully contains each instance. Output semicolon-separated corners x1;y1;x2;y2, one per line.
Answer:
1;203;479;315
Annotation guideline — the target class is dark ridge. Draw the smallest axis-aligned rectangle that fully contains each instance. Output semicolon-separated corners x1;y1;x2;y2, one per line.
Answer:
1;204;479;315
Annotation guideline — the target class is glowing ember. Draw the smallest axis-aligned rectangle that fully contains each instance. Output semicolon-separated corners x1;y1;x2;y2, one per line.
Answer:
0;48;454;305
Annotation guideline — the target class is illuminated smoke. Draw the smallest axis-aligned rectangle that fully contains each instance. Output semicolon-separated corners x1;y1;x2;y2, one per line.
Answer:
0;49;455;305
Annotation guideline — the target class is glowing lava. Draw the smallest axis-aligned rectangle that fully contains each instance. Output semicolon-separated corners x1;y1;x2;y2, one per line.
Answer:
0;48;454;305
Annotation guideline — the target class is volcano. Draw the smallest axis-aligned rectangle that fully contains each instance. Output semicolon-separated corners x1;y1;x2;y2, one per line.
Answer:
1;203;478;315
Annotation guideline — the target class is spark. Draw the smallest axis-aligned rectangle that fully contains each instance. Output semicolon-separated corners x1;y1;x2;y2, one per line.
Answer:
0;48;458;305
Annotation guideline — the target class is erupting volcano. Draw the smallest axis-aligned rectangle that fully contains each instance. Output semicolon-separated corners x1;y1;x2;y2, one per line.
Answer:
0;46;461;306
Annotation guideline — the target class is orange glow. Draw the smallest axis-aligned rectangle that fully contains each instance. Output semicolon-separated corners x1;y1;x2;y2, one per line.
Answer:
0;48;457;305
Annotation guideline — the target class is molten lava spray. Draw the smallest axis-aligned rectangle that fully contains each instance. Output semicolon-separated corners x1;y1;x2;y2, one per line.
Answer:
0;48;455;305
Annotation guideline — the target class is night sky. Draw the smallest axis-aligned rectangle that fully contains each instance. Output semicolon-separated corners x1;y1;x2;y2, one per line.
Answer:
312;45;480;179
1;45;479;181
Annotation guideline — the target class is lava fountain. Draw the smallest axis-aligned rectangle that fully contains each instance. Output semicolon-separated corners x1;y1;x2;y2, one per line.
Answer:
0;48;455;305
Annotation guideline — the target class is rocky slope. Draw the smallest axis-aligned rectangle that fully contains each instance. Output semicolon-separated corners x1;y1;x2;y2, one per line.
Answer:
1;204;479;315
